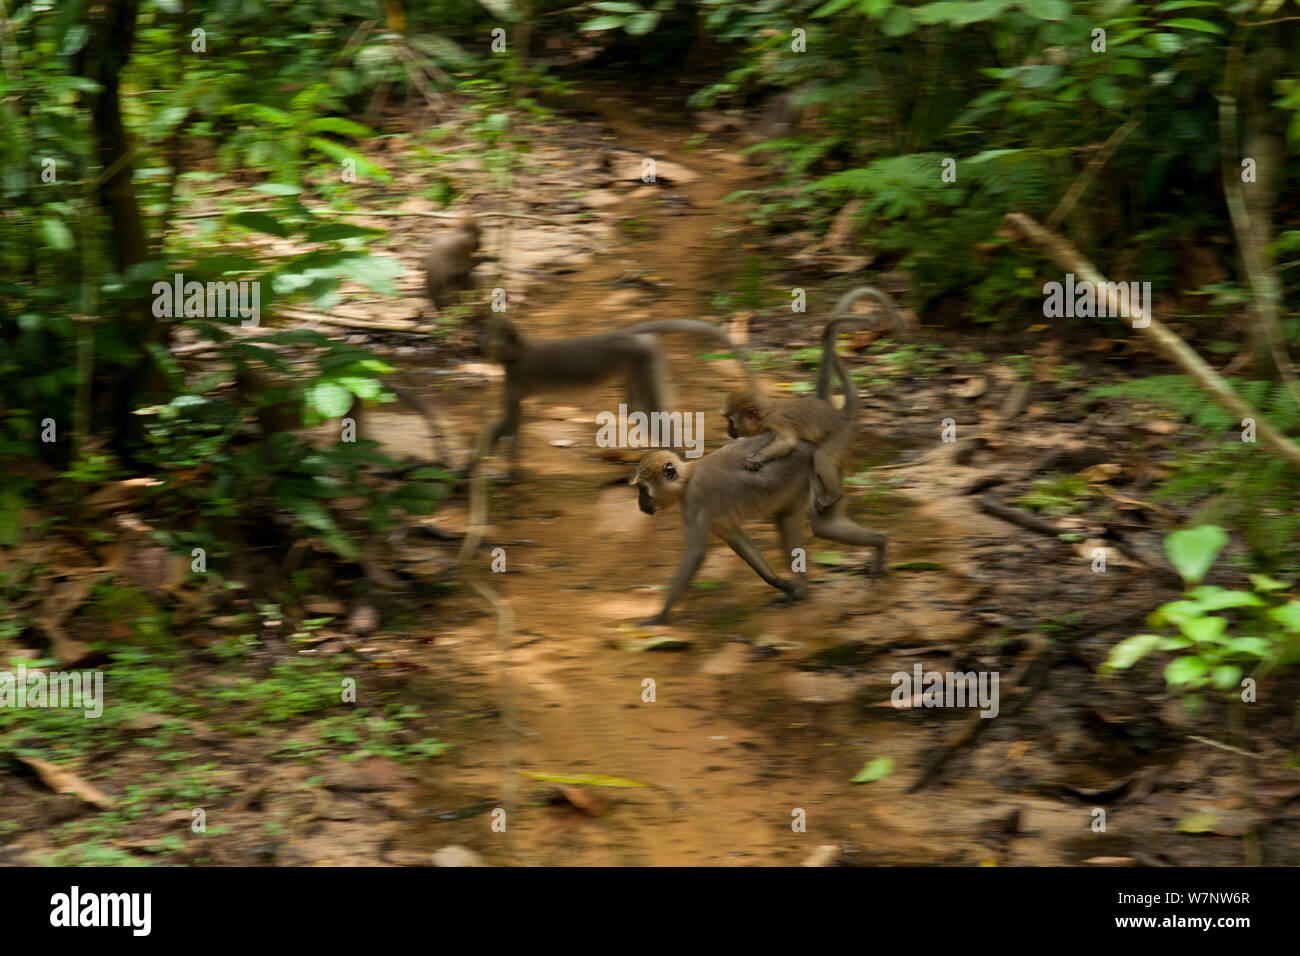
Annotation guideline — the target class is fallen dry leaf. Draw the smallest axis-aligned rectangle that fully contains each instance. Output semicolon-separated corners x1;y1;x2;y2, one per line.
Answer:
551;785;612;817
18;756;113;809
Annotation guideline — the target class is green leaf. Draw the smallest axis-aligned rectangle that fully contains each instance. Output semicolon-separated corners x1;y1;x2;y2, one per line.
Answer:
1163;17;1224;34
304;380;355;418
252;183;303;196
304;117;374;138
581;15;629;31
306;223;378;243
626;11;660;33
812;0;859;17
1178;615;1226;644
1185;586;1264;611
1221;637;1272;657
1248;574;1290;593
851;756;894;783
881;6;915;35
40;218;74;251
1018;0;1068;20
1089;76;1125;110
1164;525;1227;584
1177;811;1218;833
233;211;291;238
517;771;648;788
1104;634;1163;669
1164;655;1209;686
1267;602;1300;633
1210;665;1242;690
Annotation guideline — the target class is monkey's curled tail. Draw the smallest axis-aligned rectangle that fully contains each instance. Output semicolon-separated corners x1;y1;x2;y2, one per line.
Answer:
816;286;907;406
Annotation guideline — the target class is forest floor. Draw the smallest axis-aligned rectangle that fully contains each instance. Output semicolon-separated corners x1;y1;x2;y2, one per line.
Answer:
2;82;1297;867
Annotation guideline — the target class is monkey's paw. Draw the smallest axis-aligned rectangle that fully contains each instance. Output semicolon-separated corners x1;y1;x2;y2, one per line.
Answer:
743;456;764;471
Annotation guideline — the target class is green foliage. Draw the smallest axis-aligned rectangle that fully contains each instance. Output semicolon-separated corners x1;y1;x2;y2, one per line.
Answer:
1088;375;1300;569
1104;526;1300;692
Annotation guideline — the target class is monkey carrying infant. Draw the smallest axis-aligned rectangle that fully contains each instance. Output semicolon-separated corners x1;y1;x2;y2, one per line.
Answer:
631;287;906;625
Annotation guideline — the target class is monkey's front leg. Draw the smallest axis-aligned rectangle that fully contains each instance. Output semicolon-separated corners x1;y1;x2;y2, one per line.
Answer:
464;389;523;481
743;428;799;471
639;520;708;626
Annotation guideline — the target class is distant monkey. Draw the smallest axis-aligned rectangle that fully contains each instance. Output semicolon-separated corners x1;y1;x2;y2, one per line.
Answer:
423;216;480;311
723;286;905;510
466;316;754;477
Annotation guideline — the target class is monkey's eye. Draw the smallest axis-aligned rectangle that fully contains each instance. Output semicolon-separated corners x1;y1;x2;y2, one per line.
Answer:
663;462;677;480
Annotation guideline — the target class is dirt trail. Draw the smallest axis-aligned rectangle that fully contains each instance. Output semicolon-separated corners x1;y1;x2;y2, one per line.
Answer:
375;91;1078;866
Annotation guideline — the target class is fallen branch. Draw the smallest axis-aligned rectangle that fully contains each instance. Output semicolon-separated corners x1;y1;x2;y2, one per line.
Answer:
276;306;428;333
976;495;1070;537
1004;213;1300;472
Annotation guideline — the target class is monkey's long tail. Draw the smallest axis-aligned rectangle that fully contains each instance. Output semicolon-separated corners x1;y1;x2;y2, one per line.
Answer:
817;286;908;405
622;318;757;391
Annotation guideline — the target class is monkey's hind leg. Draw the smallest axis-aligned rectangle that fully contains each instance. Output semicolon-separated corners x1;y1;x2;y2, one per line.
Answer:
717;526;803;601
811;446;844;511
810;500;887;575
776;508;810;599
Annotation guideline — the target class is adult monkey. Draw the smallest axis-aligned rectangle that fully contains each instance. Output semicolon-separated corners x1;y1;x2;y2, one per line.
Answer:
465;315;755;478
631;297;901;625
722;286;905;509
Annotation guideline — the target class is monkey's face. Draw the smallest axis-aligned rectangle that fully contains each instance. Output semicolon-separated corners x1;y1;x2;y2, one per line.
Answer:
723;389;767;439
630;451;687;515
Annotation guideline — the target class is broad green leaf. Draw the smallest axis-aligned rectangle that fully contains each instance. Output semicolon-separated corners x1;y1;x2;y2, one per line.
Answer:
1185;586;1264;610
851;757;894;783
1164;525;1227;584
581;15;629;30
626;11;660;34
881;6;915;35
304;117;374;138
40;218;74;251
1018;0;1068;20
306;223;378;243
1178;615;1226;644
812;0;859;16
1222;637;1272;657
1267;602;1300;633
1248;574;1290;593
1163;17;1224;34
1105;634;1163;669
252;183;303;196
233;211;291;238
304;380;354;418
1165;655;1209;686
1210;665;1242;690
